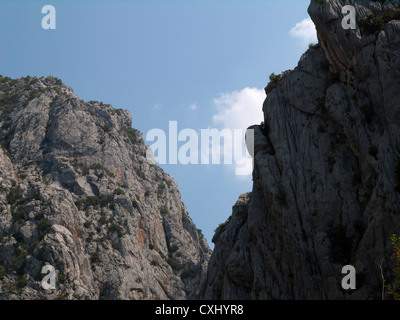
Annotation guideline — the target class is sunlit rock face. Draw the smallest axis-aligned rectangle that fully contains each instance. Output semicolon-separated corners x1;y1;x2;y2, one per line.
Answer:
0;75;210;300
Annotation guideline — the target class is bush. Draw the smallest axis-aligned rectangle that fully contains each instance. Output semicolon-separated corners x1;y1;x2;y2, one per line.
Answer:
75;195;113;210
12;231;24;243
157;183;165;198
134;167;146;180
0;89;19;118
166;258;184;271
57;273;67;284
269;72;282;83
109;223;124;237
181;209;189;221
32;188;41;201
196;229;211;253
16;275;27;289
308;43;318;50
12;205;25;223
214;223;226;233
386;234;400;300
54;77;63;86
98;214;108;225
164;179;172;188
181;267;197;279
132;200;139;210
113;188;124;196
160;206;169;215
38;218;51;234
169;244;179;254
150;259;159;266
90;252;101;264
6;185;23;205
86;233;94;242
83;221;91;228
123;126;138;144
358;9;400;34
102;124;112;133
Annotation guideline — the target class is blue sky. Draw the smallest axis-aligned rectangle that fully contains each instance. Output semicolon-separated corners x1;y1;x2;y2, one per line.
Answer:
0;0;317;247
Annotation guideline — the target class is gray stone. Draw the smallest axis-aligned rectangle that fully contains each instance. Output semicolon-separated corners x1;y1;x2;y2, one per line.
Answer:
0;75;210;300
201;0;400;300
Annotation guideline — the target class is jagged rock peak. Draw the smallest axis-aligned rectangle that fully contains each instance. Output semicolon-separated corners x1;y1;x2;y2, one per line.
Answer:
0;75;211;300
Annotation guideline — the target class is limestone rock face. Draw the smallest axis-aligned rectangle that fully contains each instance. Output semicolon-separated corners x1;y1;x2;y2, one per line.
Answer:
201;0;400;300
0;75;210;300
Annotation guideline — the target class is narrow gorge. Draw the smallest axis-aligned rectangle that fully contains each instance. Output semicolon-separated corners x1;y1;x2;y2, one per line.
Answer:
1;0;400;301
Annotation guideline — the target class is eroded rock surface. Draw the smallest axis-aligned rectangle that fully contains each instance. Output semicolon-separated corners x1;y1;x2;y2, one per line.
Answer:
0;75;210;300
201;0;400;300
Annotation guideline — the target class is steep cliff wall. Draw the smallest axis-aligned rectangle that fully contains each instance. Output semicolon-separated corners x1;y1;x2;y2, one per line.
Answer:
0;75;210;300
201;0;400;300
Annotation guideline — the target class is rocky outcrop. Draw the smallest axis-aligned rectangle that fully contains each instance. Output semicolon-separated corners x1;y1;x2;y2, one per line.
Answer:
201;0;400;300
0;75;210;300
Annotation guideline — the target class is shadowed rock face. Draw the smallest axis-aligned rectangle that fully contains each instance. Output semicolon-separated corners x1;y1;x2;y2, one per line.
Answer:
201;0;400;300
0;75;210;300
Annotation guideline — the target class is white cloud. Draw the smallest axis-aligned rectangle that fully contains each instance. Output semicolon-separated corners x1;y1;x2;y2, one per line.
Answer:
210;87;265;177
289;18;318;47
189;102;197;111
152;103;162;111
212;87;265;130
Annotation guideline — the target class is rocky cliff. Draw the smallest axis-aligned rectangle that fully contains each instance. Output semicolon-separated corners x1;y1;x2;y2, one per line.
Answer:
0;75;210;300
201;0;400;300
